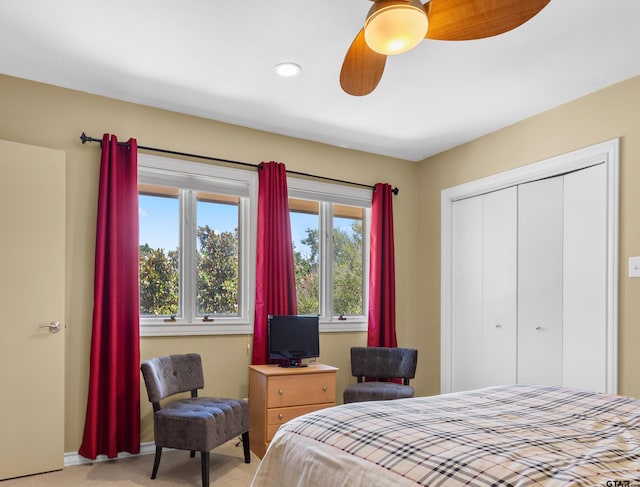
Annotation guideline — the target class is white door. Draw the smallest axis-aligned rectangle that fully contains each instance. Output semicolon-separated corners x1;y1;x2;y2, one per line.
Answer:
450;187;518;392
481;187;517;386
0;139;65;479
451;196;483;391
563;164;607;391
517;177;564;386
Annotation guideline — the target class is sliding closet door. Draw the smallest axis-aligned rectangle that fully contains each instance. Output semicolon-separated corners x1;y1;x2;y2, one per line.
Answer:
450;187;517;392
451;196;483;391
443;139;618;395
517;177;564;386
563;164;607;391
449;164;609;392
482;187;517;386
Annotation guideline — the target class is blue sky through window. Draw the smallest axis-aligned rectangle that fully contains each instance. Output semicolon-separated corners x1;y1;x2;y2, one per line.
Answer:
290;213;359;259
139;194;179;250
139;194;239;251
139;195;354;255
334;216;357;234
290;211;317;259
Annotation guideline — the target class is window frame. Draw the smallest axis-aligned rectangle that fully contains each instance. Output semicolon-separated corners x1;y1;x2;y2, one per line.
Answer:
138;153;257;336
137;153;371;336
287;176;371;333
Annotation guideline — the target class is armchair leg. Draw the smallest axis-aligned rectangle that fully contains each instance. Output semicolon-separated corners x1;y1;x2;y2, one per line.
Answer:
151;445;162;479
201;450;210;487
190;450;196;458
242;431;250;463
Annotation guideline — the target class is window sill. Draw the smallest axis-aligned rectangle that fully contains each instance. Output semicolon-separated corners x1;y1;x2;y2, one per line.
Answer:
319;320;367;333
141;322;253;337
140;319;367;337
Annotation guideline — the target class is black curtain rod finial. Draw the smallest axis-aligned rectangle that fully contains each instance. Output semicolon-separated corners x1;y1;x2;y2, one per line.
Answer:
80;132;102;145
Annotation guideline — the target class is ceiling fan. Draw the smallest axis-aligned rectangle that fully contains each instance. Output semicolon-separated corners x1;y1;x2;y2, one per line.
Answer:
340;0;552;96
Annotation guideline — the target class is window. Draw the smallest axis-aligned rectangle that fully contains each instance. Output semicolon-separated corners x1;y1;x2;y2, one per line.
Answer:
290;198;320;315
332;204;365;317
196;192;240;316
139;185;180;317
137;153;369;335
138;153;257;336
288;177;371;331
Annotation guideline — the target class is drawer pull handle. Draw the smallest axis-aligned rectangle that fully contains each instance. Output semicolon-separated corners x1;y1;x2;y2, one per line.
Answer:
279;389;284;395
278;414;284;420
322;385;327;392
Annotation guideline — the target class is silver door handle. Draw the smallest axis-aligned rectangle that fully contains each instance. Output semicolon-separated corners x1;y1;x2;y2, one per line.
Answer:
40;321;61;333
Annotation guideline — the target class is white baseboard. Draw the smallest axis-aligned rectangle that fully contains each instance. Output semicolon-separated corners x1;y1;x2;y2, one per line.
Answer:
64;441;157;467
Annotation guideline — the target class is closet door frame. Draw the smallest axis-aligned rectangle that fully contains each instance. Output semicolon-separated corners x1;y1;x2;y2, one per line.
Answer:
441;139;619;394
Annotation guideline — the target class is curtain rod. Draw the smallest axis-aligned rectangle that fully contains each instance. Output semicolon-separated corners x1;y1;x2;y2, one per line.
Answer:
80;133;399;195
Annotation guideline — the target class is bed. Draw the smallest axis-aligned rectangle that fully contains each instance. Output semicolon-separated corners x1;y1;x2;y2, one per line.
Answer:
251;384;640;486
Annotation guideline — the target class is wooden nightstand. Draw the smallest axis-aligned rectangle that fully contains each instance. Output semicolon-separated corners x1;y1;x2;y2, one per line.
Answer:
248;363;338;458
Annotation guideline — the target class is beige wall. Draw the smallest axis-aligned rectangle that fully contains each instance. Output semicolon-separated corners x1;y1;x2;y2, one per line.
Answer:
0;74;419;451
417;75;640;398
3;71;638;455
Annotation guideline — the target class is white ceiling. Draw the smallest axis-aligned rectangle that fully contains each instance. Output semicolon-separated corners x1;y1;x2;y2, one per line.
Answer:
1;0;639;161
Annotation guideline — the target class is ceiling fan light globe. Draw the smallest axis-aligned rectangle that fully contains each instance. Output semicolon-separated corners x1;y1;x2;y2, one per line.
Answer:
364;1;428;55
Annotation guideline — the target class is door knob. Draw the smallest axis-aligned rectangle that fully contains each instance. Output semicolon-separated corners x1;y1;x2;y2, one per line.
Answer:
40;321;61;333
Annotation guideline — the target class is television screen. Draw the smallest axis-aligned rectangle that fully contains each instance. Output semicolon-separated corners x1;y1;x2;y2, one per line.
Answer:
268;315;320;367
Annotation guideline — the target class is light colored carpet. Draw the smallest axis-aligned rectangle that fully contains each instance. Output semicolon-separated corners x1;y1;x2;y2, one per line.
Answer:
2;440;259;486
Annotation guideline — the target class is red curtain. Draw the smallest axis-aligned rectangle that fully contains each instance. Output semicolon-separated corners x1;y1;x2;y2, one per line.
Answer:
367;183;397;348
252;162;297;365
79;134;140;459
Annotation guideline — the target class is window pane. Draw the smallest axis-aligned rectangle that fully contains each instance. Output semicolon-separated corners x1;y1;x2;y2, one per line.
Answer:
333;204;364;316
290;198;320;315
138;185;180;317
196;192;240;316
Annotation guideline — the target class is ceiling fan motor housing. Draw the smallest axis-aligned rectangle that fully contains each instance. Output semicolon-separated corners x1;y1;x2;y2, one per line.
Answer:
364;0;429;55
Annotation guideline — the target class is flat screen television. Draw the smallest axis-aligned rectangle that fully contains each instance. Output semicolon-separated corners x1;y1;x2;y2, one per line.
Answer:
268;315;320;368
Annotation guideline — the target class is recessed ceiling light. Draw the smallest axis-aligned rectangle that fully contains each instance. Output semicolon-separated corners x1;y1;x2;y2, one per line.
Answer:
275;62;301;77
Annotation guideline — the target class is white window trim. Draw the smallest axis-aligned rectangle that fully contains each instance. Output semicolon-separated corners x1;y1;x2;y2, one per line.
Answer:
138;153;257;336
287;176;372;333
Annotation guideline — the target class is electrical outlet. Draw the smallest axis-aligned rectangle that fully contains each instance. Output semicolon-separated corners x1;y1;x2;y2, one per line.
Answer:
629;256;640;278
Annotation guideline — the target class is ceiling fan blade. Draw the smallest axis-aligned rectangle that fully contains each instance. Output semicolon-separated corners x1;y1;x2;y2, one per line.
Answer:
424;0;551;41
340;28;387;96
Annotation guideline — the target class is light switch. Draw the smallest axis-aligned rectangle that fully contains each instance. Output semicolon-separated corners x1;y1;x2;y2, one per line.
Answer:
629;256;640;278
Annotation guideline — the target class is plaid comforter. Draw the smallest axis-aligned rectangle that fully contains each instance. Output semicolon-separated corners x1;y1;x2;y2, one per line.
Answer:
276;384;640;486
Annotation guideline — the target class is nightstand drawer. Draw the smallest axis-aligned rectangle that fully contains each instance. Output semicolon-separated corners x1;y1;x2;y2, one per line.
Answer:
267;372;336;408
266;403;331;441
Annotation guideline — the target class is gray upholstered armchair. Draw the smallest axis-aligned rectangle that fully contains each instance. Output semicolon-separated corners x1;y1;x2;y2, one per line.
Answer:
343;347;418;403
140;353;250;487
